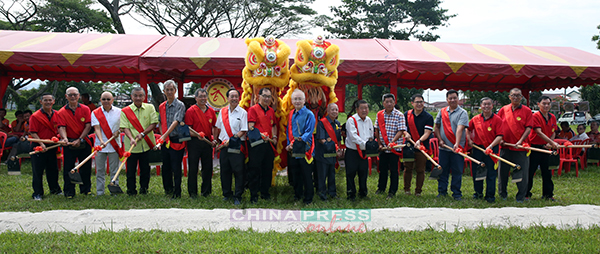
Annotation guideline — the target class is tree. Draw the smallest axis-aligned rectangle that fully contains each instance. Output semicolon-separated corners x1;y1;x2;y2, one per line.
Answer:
188;82;203;96
129;0;317;37
35;0;116;33
581;84;600;115
97;0;133;34
593;24;600;50
0;0;37;30
320;0;456;41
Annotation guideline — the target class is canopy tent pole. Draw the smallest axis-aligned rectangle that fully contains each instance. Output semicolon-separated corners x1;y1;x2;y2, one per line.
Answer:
390;75;398;100
0;76;10;107
140;70;148;102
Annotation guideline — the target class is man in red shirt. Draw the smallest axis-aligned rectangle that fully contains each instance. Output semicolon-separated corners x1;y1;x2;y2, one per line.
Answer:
557;121;574;140
587;121;600;144
185;88;217;198
29;93;63;200
497;88;532;202
57;87;92;199
247;88;277;203
527;96;559;201
467;97;503;203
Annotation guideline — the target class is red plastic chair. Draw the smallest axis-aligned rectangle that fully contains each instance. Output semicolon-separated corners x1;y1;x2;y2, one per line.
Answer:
554;139;579;177
429;138;440;171
571;139;589;170
0;132;7;159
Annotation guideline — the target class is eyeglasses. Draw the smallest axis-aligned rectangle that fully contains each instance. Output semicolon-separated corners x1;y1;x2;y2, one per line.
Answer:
67;93;79;97
260;94;271;98
101;98;111;101
510;94;522;98
413;101;424;104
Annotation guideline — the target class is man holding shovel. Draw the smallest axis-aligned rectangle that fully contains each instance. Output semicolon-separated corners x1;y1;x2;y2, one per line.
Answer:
467;97;503;203
185;88;217;198
91;92;122;196
120;87;158;196
497;88;533;202
29;93;63;201
57;87;92;199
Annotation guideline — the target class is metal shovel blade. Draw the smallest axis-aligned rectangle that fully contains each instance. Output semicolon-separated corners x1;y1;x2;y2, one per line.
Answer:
69;171;83;185
108;183;123;194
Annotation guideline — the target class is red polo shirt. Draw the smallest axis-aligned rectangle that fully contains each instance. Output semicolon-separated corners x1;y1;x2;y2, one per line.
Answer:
185;104;216;141
247;103;276;137
29;109;60;139
497;104;533;151
56;104;91;139
468;113;503;147
528;111;557;145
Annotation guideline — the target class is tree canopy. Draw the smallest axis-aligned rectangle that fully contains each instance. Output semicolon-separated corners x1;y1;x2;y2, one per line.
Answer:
320;0;455;41
129;0;318;38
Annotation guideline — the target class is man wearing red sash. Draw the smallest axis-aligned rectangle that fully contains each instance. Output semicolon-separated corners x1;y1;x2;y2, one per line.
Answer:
158;80;187;199
120;87;158;196
29;93;63;200
345;100;374;201
57;87;92;199
374;93;406;198
285;90;316;204
247;88;278;203
434;90;469;200
215;89;248;205
315;103;341;201
185;88;217;198
467;97;503;203
403;94;434;197
527;96;559;201
91;92;122;196
497;88;532;202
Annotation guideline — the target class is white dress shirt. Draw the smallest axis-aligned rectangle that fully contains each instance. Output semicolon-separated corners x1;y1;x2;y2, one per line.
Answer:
216;105;248;142
90;106;122;153
345;113;374;150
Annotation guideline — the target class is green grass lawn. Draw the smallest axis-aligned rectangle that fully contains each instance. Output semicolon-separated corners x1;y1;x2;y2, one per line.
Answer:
1;158;599;212
1;226;599;253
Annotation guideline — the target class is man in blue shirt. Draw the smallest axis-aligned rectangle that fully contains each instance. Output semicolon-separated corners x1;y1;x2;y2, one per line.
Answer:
286;90;316;205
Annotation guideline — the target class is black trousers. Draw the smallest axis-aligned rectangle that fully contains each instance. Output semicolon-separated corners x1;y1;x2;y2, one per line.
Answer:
187;139;214;197
316;161;336;199
220;150;244;200
499;149;529;201
377;152;399;195
161;145;185;197
288;154;315;203
345;148;368;199
248;142;275;199
63;145;92;197
471;146;498;201
126;151;151;195
527;146;554;199
31;146;61;197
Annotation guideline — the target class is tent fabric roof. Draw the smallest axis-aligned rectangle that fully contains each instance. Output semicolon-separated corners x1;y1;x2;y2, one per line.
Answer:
378;39;600;91
1;30;600;91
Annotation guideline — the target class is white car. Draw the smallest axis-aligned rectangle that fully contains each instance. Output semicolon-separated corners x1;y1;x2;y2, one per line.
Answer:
558;111;591;125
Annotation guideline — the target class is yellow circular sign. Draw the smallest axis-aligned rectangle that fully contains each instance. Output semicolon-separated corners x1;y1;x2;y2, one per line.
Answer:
487;127;492;131
516;117;521;121
80;117;85;122
205;78;234;109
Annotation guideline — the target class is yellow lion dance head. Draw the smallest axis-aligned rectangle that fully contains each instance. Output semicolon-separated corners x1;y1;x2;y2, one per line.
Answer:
240;36;291;175
282;35;340;123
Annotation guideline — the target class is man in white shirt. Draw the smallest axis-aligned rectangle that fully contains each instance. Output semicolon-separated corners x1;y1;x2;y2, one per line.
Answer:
345;100;374;201
90;92;122;196
570;124;589;141
214;89;248;205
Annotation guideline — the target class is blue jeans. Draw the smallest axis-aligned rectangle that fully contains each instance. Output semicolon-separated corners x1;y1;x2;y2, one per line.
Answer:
438;149;464;198
4;136;18;148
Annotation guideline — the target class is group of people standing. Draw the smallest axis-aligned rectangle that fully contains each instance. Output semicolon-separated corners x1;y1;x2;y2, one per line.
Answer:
25;82;571;205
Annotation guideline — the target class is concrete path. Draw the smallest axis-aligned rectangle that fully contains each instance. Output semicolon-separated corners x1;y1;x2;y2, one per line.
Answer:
1;205;599;233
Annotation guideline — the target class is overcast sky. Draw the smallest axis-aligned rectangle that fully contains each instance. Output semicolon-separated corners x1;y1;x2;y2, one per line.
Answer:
121;0;600;103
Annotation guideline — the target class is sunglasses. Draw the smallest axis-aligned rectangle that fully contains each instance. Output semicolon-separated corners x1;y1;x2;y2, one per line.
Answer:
101;98;111;101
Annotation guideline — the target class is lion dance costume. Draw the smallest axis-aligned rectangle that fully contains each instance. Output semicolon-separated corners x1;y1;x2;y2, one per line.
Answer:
240;36;291;181
281;35;341;152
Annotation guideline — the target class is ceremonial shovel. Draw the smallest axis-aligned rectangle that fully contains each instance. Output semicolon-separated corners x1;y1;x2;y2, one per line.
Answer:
69;131;121;185
108;137;139;194
406;138;443;179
